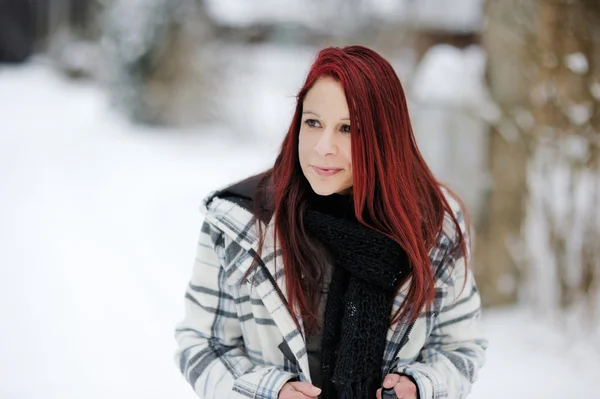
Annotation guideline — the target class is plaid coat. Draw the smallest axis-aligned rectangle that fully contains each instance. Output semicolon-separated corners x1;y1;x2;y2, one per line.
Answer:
174;189;487;399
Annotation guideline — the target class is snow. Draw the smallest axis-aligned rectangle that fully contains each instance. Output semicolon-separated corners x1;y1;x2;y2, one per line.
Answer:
590;82;600;100
473;308;600;399
411;45;491;108
409;44;497;220
218;44;316;145
567;102;592;126
565;52;589;75
206;0;485;32
524;137;600;321
1;58;598;399
370;0;485;32
0;60;274;399
205;0;322;28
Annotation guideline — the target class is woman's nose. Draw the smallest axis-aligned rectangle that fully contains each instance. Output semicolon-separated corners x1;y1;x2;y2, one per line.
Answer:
314;130;337;157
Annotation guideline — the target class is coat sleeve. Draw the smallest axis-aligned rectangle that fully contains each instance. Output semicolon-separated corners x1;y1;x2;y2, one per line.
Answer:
395;211;488;399
174;219;297;399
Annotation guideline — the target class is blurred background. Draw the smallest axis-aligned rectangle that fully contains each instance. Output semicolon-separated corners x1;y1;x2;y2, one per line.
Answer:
1;0;599;398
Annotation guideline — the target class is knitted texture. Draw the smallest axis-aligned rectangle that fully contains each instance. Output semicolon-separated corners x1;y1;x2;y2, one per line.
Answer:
303;194;411;399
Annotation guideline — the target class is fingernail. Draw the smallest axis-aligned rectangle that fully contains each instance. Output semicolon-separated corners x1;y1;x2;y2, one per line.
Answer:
312;387;322;394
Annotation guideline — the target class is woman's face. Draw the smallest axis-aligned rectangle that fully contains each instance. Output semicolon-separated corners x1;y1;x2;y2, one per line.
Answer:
298;77;353;196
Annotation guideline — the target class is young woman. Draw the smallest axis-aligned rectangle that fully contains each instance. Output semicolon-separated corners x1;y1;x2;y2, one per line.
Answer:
175;45;487;399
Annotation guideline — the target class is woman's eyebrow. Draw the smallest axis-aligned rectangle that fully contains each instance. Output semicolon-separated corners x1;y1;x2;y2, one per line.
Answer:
302;111;320;117
303;111;350;121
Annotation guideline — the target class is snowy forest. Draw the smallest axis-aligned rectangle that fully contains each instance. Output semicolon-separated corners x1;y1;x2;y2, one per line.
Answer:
1;0;599;398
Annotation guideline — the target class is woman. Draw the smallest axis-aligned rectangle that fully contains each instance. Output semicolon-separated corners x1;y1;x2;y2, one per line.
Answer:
175;45;487;399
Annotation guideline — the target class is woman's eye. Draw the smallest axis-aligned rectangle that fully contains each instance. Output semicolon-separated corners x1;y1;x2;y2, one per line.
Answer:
340;124;351;134
304;119;319;128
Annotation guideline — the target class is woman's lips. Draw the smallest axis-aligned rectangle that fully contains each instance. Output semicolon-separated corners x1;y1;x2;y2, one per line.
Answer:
311;165;342;177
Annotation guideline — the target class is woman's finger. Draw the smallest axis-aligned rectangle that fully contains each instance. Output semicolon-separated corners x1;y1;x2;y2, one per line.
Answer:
382;373;402;389
288;381;321;397
393;376;417;399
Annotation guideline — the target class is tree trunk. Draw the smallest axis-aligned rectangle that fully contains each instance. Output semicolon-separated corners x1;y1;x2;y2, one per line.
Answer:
475;0;532;307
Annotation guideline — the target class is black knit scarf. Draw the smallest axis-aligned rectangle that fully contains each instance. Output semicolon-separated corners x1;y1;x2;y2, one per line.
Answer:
303;193;411;399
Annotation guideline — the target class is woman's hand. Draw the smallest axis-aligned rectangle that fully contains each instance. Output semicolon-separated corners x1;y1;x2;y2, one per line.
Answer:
278;381;322;399
376;373;418;399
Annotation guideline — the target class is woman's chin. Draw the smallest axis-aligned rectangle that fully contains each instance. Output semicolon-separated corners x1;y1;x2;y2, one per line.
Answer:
307;182;333;196
308;182;351;196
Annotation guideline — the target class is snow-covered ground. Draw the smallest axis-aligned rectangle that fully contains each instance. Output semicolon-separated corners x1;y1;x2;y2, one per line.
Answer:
1;61;598;399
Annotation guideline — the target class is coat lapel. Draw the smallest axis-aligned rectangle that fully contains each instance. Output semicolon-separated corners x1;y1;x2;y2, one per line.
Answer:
251;246;311;381
204;197;311;381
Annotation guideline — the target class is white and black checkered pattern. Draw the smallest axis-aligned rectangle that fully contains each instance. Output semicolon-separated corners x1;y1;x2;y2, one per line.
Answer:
174;188;487;399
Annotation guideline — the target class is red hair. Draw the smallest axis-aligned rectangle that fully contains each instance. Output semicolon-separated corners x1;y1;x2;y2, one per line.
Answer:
252;45;467;334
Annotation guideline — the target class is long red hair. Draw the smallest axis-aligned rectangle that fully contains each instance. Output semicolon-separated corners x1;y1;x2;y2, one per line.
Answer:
252;45;467;334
